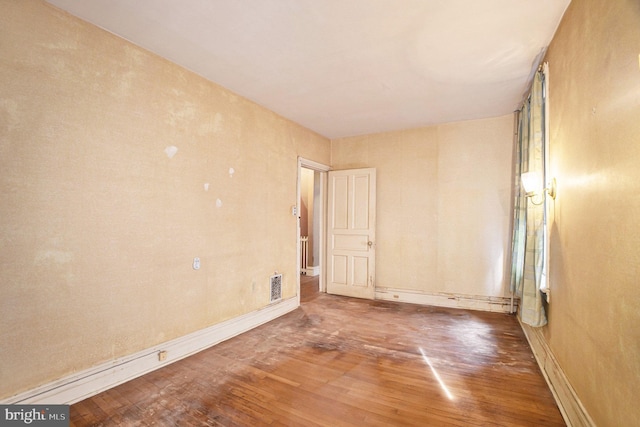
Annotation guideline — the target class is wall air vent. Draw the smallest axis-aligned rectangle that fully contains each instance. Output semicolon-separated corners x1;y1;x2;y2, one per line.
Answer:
270;274;282;302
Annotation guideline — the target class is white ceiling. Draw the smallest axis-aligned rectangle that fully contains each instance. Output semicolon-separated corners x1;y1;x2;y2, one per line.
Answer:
46;0;570;139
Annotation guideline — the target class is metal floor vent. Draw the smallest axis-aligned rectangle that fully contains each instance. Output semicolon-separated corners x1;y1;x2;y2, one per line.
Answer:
270;274;282;302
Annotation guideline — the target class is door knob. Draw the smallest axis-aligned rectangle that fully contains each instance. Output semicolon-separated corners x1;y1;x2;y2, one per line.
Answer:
367;241;373;247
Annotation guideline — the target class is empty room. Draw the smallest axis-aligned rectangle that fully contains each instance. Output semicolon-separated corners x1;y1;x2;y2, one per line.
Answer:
1;0;638;426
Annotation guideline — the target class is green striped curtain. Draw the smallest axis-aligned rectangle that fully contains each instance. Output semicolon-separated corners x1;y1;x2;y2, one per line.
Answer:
510;70;547;327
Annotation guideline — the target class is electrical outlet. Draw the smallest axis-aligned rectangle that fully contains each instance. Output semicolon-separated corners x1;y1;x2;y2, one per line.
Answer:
158;350;167;361
193;257;200;270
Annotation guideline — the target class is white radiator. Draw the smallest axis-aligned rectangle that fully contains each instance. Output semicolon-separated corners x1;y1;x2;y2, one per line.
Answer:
300;235;308;274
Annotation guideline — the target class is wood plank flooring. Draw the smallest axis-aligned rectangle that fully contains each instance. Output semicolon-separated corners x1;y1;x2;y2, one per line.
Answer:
70;276;565;426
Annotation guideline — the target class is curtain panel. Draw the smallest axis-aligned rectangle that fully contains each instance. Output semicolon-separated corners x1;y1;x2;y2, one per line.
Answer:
510;70;547;327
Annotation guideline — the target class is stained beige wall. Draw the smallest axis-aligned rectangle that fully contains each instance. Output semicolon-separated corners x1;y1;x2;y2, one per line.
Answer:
543;0;640;424
0;0;330;398
331;115;514;298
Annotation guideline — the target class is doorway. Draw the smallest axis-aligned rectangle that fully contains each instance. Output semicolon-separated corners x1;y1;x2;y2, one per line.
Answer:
297;157;330;304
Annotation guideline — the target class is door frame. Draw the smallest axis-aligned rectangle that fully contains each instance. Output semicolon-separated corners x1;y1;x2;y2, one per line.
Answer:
296;157;330;304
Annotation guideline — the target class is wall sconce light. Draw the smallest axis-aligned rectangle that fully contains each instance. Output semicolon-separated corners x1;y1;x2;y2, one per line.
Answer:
521;171;556;204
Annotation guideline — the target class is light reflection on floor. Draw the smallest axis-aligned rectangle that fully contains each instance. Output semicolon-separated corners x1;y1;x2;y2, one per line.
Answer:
419;347;455;400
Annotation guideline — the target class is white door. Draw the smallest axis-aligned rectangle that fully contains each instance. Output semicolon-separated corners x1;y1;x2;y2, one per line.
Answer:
327;168;376;299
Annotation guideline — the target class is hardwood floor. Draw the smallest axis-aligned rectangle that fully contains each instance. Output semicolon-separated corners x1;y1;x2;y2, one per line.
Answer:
70;276;565;426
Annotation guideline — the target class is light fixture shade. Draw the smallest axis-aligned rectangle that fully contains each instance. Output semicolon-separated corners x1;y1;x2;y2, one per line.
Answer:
521;171;543;194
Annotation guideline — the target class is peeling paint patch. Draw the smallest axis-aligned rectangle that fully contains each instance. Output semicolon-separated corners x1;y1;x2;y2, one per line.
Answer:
216;198;223;208
164;146;178;159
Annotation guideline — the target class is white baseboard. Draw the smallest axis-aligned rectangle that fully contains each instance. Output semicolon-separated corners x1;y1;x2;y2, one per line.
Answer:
302;266;320;276
375;288;515;313
3;297;299;405
519;320;595;427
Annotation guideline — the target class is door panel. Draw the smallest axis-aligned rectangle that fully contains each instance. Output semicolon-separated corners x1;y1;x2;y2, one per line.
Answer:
333;234;369;250
333;255;348;285
332;175;349;229
353;256;369;287
327;168;376;299
353;175;371;229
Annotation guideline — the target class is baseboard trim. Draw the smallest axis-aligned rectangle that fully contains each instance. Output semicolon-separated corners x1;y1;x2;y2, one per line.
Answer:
519;320;595;427
302;266;320;276
375;288;515;313
3;297;299;405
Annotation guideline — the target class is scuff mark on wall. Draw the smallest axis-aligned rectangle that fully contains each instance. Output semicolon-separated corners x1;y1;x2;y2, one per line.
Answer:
164;146;178;158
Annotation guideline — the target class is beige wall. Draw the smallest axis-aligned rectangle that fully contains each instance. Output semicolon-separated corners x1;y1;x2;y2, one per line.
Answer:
0;0;330;398
543;0;640;424
331;115;514;298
